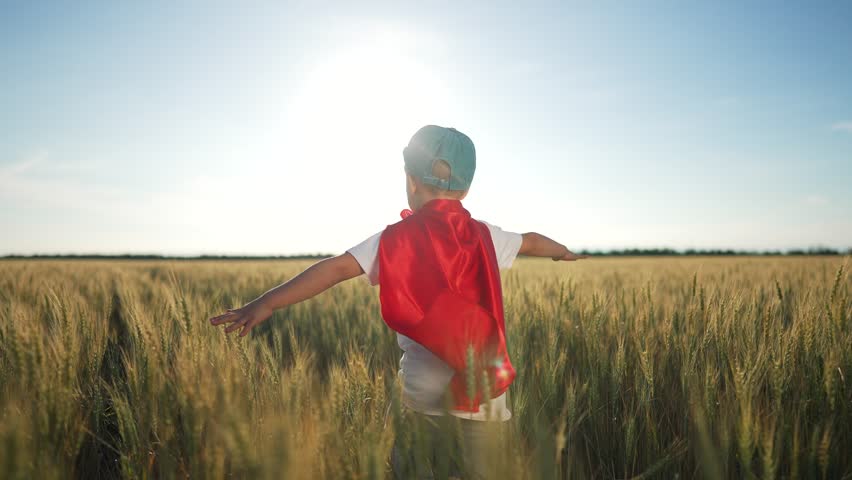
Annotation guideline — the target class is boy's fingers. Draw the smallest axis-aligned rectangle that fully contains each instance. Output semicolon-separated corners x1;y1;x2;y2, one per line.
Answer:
240;319;260;337
211;311;243;325
239;322;254;337
209;313;230;325
224;318;248;333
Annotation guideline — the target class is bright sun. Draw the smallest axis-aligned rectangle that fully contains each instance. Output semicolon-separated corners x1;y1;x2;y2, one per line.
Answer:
284;32;449;175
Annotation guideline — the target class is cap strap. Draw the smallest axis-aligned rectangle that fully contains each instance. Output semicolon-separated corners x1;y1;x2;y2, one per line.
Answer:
421;175;450;190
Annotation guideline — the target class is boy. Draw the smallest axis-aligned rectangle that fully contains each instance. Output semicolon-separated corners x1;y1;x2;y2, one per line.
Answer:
209;125;587;478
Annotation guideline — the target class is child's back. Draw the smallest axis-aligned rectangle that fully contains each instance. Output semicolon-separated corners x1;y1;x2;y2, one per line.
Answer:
348;200;522;421
209;125;588;478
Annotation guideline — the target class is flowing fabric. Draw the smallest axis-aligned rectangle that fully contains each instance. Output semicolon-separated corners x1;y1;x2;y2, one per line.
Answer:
378;199;515;412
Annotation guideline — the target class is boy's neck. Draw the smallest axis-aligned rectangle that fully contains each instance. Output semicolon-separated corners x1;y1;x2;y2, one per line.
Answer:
412;194;461;211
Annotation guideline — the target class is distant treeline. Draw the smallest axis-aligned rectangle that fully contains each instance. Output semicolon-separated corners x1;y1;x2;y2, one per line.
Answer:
576;247;852;256
0;254;333;260
3;247;850;260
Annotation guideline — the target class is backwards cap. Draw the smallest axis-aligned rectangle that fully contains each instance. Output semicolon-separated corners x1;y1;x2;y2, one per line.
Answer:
403;125;476;191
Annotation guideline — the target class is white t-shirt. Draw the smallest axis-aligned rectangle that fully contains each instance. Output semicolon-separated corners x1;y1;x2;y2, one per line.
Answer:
347;220;523;421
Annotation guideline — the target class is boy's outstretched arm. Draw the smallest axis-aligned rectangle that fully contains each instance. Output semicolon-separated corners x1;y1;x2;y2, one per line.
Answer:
519;232;589;261
209;253;364;337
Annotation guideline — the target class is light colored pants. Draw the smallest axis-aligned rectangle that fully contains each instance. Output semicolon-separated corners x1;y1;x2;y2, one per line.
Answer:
391;409;507;480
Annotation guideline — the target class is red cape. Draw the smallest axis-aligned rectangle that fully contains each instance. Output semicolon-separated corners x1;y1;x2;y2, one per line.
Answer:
378;199;515;412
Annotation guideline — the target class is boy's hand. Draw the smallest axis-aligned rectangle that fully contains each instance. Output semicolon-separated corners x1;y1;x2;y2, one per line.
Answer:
209;299;274;337
207;253;363;338
553;250;590;262
520;232;589;262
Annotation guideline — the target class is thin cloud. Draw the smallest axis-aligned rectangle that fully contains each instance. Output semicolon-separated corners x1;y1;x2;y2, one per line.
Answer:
0;149;48;177
831;122;852;133
804;195;830;207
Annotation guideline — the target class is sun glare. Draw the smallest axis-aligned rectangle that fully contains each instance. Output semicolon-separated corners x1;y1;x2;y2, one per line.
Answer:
284;31;448;175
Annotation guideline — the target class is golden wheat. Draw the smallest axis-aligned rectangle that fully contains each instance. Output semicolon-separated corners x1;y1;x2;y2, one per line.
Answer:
0;256;849;479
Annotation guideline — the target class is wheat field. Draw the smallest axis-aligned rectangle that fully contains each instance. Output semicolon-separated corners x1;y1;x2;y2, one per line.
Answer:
0;256;849;479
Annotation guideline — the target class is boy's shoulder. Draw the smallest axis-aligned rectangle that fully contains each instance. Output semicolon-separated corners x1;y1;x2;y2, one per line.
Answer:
379;215;496;246
346;217;522;286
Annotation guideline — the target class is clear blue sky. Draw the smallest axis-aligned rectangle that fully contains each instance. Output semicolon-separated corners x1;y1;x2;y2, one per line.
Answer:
2;1;851;255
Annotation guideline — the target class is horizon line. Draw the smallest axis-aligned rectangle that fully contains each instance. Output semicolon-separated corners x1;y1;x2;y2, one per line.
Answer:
3;246;851;260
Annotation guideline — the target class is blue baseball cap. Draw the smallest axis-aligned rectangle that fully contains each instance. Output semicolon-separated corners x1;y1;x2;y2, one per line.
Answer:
403;125;476;191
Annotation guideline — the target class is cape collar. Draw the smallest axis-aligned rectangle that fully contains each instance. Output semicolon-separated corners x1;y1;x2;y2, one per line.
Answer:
416;198;467;215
